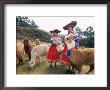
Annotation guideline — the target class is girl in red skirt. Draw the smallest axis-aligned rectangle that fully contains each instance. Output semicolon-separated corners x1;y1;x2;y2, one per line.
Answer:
61;21;77;73
47;29;61;67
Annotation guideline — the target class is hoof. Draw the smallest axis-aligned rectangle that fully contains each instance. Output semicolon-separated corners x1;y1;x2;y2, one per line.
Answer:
71;71;75;74
21;62;23;65
65;69;75;74
65;69;70;74
55;64;56;67
30;66;34;70
50;64;52;67
68;71;73;74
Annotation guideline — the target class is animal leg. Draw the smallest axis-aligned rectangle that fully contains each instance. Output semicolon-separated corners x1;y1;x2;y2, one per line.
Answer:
55;62;56;67
50;61;52;67
28;53;31;61
76;65;82;74
71;63;75;74
86;64;94;74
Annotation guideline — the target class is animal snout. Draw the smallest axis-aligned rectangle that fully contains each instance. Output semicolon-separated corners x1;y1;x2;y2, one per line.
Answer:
28;61;35;69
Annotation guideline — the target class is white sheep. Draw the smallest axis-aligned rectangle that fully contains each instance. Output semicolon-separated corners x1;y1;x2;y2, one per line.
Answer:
28;44;49;69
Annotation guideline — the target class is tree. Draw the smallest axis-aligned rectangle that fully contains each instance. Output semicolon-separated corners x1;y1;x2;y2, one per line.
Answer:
74;26;94;48
82;26;94;48
16;16;29;27
30;20;38;28
16;16;39;29
75;27;82;34
83;26;94;38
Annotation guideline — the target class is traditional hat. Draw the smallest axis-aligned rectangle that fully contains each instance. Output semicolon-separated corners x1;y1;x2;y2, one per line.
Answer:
50;29;61;33
63;21;77;30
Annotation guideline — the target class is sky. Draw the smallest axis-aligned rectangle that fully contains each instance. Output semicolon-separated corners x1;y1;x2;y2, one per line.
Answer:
28;16;95;35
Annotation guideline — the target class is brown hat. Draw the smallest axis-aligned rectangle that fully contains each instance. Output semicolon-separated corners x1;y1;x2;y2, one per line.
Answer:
63;21;77;30
50;29;61;33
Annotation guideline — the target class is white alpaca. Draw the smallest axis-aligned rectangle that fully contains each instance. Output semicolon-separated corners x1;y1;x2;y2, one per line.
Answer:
28;44;49;69
28;44;64;69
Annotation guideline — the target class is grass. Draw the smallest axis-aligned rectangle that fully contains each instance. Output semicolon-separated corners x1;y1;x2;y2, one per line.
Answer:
16;56;67;74
16;56;94;74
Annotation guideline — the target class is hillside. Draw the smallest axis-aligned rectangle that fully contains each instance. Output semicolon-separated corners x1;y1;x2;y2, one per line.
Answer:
16;26;51;43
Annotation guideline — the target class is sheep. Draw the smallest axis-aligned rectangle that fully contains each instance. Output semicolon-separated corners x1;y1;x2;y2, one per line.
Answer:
70;48;94;74
16;42;25;65
28;44;49;69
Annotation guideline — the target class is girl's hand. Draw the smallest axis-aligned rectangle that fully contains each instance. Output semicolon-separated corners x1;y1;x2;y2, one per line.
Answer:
70;34;73;38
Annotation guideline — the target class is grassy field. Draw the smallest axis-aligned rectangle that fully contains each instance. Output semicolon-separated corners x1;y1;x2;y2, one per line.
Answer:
17;56;67;74
16;56;94;74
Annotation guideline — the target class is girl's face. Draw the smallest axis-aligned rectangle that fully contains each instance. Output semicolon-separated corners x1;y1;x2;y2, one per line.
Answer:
68;26;73;33
53;32;58;36
51;33;53;36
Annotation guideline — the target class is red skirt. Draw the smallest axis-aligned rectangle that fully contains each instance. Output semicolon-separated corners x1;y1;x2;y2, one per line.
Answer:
47;45;59;62
61;46;71;65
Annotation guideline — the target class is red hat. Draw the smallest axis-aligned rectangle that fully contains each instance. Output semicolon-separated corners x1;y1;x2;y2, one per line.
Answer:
50;29;61;33
63;21;77;30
